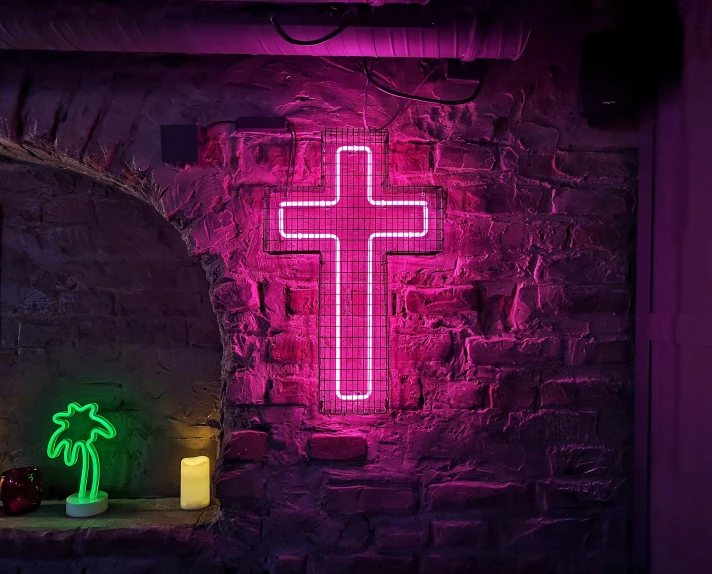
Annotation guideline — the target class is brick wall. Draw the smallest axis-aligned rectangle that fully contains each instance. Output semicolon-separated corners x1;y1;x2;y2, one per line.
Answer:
0;1;636;571
0;159;222;497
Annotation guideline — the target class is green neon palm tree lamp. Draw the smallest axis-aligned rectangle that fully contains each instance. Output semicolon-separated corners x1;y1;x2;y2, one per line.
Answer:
47;402;117;517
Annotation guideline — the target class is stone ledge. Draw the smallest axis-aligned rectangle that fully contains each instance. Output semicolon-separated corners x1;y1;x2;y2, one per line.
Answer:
0;498;218;531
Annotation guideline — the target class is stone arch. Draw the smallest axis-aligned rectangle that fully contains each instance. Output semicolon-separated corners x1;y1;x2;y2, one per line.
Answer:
0;143;228;496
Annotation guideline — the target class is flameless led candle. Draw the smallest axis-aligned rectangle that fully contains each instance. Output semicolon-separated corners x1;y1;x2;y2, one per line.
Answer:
180;456;210;510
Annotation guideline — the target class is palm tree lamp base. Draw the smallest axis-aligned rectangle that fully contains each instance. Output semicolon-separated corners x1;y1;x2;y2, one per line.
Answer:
66;491;109;517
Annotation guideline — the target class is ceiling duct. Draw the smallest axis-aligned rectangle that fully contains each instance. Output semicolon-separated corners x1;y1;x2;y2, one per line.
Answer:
0;3;530;61
199;0;430;4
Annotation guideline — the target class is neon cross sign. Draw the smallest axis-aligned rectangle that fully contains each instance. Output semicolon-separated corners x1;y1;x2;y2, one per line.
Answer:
265;129;443;414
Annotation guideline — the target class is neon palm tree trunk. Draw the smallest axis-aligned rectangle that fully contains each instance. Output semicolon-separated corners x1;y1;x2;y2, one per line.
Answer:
78;443;89;498
87;443;102;499
76;442;102;499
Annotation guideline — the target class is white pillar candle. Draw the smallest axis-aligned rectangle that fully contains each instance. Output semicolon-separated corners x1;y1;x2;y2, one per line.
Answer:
180;456;210;510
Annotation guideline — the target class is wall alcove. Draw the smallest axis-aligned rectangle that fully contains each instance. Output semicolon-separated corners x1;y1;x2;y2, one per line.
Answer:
0;157;222;498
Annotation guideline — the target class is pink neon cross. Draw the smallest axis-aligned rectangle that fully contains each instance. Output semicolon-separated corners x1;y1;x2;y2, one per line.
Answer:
265;130;442;414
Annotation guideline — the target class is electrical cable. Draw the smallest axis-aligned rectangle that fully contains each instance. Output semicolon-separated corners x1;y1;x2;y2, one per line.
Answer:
363;60;441;130
270;15;350;46
362;58;488;105
286;120;297;186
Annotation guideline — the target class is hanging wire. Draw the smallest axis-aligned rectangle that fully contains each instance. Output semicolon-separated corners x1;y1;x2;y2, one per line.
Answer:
363;60;441;130
270;15;350;46
363;58;488;105
286;120;297;186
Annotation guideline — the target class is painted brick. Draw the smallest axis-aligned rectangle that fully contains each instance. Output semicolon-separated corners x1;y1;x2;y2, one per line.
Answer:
436;142;496;171
404;286;477;314
270;334;314;364
509;410;598;443
272;554;307;574
568;339;632;366
375;525;429;549
215;468;266;502
548;446;621;477
317;555;415;574
537;480;621;516
467;337;562;366
224;430;268;461
267;377;316;406
428;482;531;511
286;287;318;315
326;485;418;514
391;142;431;174
310;434;367;460
431;520;489;547
429;381;486;410
540;381;623;408
210;279;260;313
393;333;453;366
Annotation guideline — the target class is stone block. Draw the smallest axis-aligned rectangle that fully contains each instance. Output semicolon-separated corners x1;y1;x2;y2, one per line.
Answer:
79;557;183;574
404;286;477;315
552;187;634;215
428;381;486;410
272;553;307;574
427;481;531;511
390;373;422;410
537;479;621;516
568;339;632;366
547;446;621;477
535;252;629;285
326;485;418;514
210;279;260;313
490;381;537;410
555;151;636;182
570;218;633;251
58;291;114;315
270;334;314;364
119;318;188;346
476;281;516;336
419;554;482;574
513;123;560;152
436;142;496;172
431;520;489;547
286;287;318;315
42;199;95;224
310;434;367;460
215;467;266;502
18;318;77;348
267;377;316;406
499;517;598;555
316;555;415;574
227;373;267;405
540;381;624;408
393;333;452;366
187;321;221;346
467;337;562;366
509;410;598;443
115;292;204;318
224;430;269;461
375;524;428;549
391;142;432;174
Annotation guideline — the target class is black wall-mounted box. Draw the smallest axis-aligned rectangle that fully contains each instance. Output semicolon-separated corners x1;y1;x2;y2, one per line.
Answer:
161;124;199;165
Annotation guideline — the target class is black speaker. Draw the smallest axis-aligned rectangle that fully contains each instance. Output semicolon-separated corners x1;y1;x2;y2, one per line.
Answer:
161;124;199;165
579;28;636;124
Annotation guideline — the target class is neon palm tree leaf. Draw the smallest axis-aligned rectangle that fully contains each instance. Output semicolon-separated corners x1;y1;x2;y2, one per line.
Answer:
47;402;117;499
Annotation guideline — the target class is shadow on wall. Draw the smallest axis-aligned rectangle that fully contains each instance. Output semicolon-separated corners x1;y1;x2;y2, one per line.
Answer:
0;158;222;498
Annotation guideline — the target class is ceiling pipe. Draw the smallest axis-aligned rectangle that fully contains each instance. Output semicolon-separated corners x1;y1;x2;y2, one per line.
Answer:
0;3;530;61
199;0;430;4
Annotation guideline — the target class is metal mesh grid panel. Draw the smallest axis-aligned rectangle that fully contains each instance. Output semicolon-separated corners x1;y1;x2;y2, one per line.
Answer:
264;128;444;414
